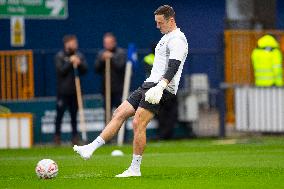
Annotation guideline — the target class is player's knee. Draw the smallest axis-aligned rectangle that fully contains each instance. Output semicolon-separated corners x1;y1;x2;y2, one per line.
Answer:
112;108;125;121
112;108;122;119
132;117;146;133
132;118;139;131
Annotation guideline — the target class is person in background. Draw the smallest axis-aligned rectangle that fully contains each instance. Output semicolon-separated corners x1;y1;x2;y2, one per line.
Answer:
94;33;126;109
251;34;283;87
54;34;88;145
143;43;178;140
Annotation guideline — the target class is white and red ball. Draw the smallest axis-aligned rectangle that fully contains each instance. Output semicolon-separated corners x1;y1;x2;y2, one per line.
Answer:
35;159;58;179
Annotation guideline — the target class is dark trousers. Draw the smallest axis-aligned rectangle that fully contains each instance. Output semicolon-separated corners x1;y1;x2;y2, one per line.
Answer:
55;94;78;137
158;95;178;139
111;92;122;109
102;92;122;109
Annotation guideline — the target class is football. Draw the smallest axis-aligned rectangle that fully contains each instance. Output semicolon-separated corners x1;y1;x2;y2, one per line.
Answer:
35;159;58;179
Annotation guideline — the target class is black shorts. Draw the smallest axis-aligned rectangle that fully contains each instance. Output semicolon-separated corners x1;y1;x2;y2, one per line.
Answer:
127;82;176;115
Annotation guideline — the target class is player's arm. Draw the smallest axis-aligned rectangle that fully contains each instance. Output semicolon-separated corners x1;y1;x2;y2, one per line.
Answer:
145;59;181;104
151;58;181;94
162;59;182;83
145;37;187;104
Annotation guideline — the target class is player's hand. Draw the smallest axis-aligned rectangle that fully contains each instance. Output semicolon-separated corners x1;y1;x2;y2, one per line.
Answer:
145;80;167;104
70;55;81;67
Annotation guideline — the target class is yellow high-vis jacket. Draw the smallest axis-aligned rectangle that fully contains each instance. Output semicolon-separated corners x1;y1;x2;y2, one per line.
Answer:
143;53;155;78
143;53;155;66
251;35;283;87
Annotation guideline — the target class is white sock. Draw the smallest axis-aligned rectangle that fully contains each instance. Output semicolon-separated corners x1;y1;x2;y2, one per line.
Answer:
88;136;105;151
130;154;142;172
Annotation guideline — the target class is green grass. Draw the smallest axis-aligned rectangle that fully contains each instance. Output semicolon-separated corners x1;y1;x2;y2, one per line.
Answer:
0;137;284;189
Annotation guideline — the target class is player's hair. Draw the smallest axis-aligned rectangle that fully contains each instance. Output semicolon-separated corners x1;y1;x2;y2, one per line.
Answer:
63;34;77;44
103;32;116;40
154;5;175;20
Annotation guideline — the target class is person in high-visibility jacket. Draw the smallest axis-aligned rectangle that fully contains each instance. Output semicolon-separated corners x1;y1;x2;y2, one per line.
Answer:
251;34;283;87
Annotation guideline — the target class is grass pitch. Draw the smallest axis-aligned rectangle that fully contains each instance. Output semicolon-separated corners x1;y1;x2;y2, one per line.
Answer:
0;137;284;189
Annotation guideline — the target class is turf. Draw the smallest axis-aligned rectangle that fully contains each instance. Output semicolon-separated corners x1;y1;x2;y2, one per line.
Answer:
0;137;284;189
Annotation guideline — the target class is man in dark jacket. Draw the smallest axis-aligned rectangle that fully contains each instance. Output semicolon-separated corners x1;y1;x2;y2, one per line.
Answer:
54;34;88;145
94;33;126;108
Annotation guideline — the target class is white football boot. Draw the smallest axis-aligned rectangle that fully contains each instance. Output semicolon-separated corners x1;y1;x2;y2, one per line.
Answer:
115;167;141;178
73;145;94;160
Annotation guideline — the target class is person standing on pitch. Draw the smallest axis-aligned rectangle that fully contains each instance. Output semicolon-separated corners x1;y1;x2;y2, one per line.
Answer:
74;5;188;177
54;35;88;145
94;33;127;109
